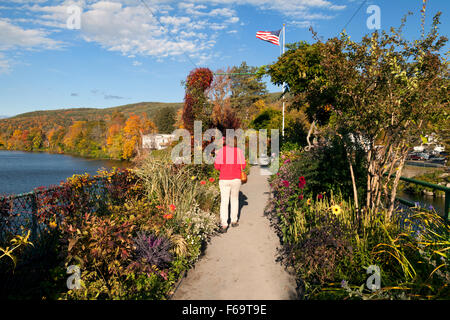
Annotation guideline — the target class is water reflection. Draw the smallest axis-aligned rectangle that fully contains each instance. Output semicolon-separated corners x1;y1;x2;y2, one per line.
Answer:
398;165;446;217
0;150;131;195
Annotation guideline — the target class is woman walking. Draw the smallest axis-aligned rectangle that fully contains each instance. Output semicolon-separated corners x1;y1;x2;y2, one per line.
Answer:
214;135;246;233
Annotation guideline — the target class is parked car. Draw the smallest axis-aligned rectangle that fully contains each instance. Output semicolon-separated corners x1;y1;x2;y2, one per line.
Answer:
417;152;430;160
409;154;421;160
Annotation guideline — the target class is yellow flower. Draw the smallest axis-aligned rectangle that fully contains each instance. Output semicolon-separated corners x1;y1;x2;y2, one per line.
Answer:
49;221;57;229
191;176;196;180
306;199;311;206
331;205;342;215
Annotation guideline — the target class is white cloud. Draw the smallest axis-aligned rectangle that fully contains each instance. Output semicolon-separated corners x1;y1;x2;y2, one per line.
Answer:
132;60;142;66
0;0;347;70
0;19;63;50
208;8;235;17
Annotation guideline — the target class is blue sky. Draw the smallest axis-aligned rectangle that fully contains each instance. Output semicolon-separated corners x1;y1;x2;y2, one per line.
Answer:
0;0;448;117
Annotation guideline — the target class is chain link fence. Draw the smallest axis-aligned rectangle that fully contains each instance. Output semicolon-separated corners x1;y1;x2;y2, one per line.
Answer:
0;169;138;298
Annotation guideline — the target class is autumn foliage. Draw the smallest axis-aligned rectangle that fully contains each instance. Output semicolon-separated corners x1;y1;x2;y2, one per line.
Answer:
182;68;214;133
0;111;157;160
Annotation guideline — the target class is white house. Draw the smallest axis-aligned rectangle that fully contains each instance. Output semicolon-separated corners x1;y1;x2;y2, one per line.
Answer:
142;134;176;150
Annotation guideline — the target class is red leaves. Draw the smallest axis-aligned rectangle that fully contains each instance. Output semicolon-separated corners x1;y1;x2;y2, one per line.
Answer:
182;68;213;133
186;68;214;90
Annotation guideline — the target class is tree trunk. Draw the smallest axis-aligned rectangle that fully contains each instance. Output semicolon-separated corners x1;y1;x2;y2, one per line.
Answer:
339;133;360;213
387;146;408;219
305;120;316;151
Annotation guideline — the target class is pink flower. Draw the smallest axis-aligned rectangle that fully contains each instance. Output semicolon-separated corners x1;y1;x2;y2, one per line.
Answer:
283;159;291;164
282;180;290;188
317;194;323;200
298;194;304;200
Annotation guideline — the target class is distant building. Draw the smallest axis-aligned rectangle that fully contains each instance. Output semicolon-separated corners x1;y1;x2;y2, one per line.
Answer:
412;133;445;154
142;134;176;150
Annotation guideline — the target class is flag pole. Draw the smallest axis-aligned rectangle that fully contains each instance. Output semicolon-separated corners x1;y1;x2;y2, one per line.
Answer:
282;23;285;137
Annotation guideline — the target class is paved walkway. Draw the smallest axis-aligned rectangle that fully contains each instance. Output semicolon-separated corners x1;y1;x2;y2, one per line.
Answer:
172;165;297;300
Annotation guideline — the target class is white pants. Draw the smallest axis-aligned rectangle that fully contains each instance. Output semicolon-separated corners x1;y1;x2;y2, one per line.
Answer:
219;179;241;227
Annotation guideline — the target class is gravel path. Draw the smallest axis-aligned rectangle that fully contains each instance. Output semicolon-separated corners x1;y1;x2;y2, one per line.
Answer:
172;165;298;300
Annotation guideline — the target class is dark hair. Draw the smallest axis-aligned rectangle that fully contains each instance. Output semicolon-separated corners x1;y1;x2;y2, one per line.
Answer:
223;135;238;147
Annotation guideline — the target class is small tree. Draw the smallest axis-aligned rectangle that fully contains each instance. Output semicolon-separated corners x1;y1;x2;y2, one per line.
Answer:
230;61;267;126
208;67;241;132
316;12;449;219
154;107;176;133
182;68;214;133
266;42;335;149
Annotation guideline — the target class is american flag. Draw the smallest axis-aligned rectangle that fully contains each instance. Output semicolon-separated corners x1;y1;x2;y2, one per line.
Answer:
256;29;281;46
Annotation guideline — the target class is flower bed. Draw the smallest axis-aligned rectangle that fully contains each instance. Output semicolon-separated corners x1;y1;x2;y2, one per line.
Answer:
267;152;450;300
0;157;221;300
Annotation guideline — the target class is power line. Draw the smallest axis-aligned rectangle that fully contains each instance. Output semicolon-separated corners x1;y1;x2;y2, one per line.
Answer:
341;0;368;32
137;0;200;70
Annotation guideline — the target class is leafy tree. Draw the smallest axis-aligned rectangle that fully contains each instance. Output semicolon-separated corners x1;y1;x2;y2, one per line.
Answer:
311;12;448;218
122;113;157;159
154;107;176;133
266;41;334;150
265;9;448;220
230;61;267;126
182;68;214;133
250;107;281;131
29;127;44;150
208;67;241;132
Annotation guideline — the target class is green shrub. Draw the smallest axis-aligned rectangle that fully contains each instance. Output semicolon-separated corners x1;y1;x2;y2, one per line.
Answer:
267;153;450;300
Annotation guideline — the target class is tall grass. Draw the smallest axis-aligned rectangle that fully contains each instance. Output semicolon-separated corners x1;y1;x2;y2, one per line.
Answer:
270;190;450;299
133;154;219;222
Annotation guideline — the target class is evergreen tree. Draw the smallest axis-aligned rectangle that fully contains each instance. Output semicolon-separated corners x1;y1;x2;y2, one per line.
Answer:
154;107;176;133
229;61;267;125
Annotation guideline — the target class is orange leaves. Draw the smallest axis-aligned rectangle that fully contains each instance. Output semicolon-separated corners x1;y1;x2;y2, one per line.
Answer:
122;135;139;160
120;112;157;160
2;109;157;160
123;113;142;138
63;121;86;150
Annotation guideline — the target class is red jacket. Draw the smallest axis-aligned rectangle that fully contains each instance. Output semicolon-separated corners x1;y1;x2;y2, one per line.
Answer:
214;146;246;180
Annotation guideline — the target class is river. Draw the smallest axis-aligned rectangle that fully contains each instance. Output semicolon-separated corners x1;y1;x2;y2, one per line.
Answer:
398;164;446;217
0;150;130;196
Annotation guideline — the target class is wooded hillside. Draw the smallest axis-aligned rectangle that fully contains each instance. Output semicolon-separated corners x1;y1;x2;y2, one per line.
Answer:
0;102;181;160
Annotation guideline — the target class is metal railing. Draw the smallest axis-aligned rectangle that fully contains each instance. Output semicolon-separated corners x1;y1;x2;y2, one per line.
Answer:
386;174;449;221
0;170;135;244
